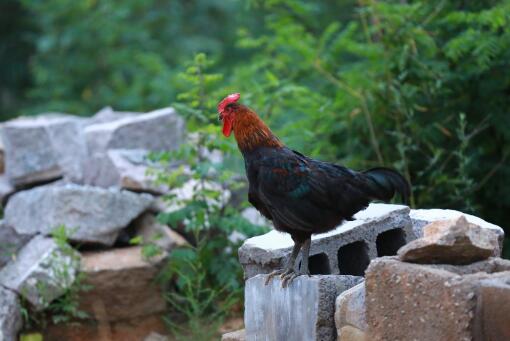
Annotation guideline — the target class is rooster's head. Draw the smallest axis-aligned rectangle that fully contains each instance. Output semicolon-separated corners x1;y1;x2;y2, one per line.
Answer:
218;93;241;137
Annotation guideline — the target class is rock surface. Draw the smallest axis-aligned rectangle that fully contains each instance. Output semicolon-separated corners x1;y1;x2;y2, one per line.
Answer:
78;246;166;321
410;208;504;254
0;287;22;341
42;313;167;341
4;184;154;245
335;282;367;332
365;256;510;341
337;326;366;341
0;235;80;309
0;220;32;268
132;213;188;251
245;274;363;341
0;175;14;205
85;107;185;155
398;216;500;264
239;204;415;279
222;329;246;341
1;115;87;186
477;275;510;340
83;149;170;194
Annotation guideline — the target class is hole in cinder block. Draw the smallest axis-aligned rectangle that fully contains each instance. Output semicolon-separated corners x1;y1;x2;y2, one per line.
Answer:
337;241;370;276
376;228;406;257
307;253;331;275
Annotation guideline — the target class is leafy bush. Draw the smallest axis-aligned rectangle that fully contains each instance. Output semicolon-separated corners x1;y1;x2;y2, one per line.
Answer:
151;54;267;338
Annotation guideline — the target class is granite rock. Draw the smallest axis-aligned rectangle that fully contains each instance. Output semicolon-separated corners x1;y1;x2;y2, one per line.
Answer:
398;215;500;265
0;220;32;268
85;107;185;155
0;287;22;341
0;235;80;309
4;184;154;245
335;282;367;332
1;115;87;186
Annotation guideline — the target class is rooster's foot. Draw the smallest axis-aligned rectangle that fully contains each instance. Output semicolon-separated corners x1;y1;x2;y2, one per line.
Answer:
264;268;293;286
281;269;310;288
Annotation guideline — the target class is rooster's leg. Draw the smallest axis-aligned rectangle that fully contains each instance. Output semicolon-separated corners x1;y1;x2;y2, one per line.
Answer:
264;241;302;286
282;238;311;288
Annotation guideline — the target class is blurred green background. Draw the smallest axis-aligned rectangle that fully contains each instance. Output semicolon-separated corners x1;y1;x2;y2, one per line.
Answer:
1;0;509;257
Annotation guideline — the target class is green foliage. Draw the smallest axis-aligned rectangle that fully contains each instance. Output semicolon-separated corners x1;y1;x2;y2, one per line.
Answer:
151;54;267;338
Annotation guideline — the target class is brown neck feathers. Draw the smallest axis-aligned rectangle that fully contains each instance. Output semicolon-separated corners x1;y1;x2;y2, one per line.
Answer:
232;106;283;152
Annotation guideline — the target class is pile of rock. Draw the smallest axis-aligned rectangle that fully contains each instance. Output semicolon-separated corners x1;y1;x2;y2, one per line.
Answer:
226;206;505;341
335;215;509;341
0;107;187;340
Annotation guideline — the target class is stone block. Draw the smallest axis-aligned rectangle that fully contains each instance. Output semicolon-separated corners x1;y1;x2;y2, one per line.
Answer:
410;208;504;254
477;275;510;340
78;246;166;321
398;215;500;264
245;274;362;341
131;213;188;251
83;149;170;194
42;313;167;341
0;287;22;341
239;204;415;279
0;235;80;309
0;220;32;268
85;107;185;155
1;115;87;186
337;326;366;341
222;329;246;341
365;256;510;341
335;282;367;332
4;183;154;245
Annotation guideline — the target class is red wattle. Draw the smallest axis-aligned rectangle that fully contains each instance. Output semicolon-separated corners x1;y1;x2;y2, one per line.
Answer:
222;118;233;137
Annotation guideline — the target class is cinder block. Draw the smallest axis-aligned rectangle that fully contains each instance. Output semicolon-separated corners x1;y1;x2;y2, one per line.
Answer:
245;274;362;341
239;204;415;279
365;256;510;341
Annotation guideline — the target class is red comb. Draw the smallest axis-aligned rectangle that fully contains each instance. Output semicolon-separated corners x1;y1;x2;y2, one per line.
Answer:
217;93;240;112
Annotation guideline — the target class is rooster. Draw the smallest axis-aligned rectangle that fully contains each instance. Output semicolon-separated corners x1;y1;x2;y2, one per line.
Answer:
218;93;410;287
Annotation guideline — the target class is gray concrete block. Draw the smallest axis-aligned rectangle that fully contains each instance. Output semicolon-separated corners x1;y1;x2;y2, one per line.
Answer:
239;204;415;279
245;274;362;341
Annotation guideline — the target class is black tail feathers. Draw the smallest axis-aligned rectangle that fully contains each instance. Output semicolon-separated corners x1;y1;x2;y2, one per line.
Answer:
362;167;411;205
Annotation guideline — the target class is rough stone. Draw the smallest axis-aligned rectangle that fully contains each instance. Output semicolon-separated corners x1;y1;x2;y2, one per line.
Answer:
337;326;366;341
0;220;32;268
222;329;246;341
0;175;15;205
0;287;22;341
144;332;169;341
365;256;510;341
131;213;188;251
87;106;138;126
83;149;170;194
239;204;415;279
398;216;500;264
410;208;504;255
0;235;79;309
78;246;166;321
335;282;367;332
1;115;88;186
4;184;154;245
477;274;510;340
245;274;363;341
85;107;185;155
42;313;167;341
